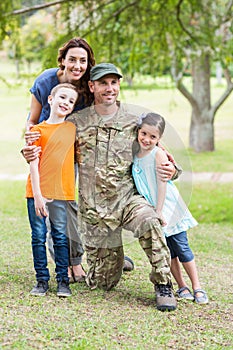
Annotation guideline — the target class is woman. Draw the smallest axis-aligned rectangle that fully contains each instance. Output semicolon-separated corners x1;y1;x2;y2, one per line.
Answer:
24;37;95;283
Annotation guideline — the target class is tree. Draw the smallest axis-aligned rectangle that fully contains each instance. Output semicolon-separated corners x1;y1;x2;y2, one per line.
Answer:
2;0;233;152
165;0;233;152
78;0;233;152
20;10;63;72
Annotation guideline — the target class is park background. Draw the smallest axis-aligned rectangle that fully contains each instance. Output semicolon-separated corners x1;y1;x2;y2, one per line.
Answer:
0;1;233;349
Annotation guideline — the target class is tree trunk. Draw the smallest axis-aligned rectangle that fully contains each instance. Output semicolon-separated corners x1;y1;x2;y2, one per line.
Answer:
189;53;215;152
189;114;215;152
15;59;20;79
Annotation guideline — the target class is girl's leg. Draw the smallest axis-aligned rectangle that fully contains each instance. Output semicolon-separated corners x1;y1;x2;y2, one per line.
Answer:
166;233;194;298
182;260;209;303
170;232;202;296
170;257;187;289
182;259;201;292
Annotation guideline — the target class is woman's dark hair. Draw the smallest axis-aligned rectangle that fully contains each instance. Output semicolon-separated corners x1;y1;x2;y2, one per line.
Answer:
57;37;95;106
138;112;165;137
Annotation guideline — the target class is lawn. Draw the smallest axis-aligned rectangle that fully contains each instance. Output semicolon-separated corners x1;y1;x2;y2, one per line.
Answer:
0;181;233;349
0;59;233;349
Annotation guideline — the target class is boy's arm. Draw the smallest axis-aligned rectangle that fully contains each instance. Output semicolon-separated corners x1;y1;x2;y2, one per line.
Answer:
155;148;169;226
30;158;48;218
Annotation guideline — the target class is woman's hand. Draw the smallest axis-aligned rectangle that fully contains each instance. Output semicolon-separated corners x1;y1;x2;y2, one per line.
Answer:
25;130;41;144
22;144;41;162
22;130;41;162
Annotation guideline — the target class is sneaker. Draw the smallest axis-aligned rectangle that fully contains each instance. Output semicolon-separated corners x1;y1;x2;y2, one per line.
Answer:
30;281;49;296
123;256;134;272
155;283;177;311
57;280;72;297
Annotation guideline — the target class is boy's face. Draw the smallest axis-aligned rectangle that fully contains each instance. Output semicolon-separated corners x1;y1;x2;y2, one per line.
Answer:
49;87;77;117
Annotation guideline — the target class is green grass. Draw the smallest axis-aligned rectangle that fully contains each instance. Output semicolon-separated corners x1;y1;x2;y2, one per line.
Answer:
0;181;233;349
187;140;233;172
189;183;233;223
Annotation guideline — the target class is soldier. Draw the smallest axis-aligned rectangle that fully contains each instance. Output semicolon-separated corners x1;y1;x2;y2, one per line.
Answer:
68;63;179;311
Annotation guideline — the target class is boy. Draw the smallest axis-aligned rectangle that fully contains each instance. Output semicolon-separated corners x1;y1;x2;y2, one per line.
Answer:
26;83;78;297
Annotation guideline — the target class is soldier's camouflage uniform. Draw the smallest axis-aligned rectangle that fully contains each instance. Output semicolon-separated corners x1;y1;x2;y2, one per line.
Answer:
68;102;172;291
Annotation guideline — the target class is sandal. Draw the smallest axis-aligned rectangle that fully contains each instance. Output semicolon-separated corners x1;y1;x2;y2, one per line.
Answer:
193;289;209;304
176;286;194;301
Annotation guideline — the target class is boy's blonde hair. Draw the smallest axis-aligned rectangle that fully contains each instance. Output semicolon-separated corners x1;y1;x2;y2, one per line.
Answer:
50;83;78;101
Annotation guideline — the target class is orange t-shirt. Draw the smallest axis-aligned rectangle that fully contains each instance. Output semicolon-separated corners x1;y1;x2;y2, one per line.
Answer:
26;121;76;200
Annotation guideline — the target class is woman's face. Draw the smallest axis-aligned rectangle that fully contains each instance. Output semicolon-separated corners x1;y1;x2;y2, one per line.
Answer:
62;47;88;83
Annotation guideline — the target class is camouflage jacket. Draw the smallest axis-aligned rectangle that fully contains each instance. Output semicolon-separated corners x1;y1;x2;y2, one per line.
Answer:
68;102;143;229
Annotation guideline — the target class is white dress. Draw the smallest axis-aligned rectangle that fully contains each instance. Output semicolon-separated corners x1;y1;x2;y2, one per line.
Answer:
132;146;198;237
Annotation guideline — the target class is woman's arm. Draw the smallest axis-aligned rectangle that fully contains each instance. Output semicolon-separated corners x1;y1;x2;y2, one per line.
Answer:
26;95;42;131
30;158;48;218
22;97;42;162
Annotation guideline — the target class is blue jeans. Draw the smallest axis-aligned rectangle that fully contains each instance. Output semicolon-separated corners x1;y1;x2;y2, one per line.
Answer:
27;198;69;282
166;231;194;263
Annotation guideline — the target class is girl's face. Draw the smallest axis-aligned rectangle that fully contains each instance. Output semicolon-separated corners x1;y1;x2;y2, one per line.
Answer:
62;47;88;83
138;123;161;152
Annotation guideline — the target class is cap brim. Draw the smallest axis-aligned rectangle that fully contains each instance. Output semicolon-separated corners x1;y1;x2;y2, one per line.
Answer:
91;71;122;81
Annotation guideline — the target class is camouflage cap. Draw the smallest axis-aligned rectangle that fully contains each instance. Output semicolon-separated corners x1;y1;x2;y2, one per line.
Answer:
90;63;122;81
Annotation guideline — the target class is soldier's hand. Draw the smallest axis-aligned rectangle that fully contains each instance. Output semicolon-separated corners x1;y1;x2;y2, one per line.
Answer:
156;161;176;182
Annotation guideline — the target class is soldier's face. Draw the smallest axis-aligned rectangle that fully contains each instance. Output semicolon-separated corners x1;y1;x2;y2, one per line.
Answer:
88;75;120;106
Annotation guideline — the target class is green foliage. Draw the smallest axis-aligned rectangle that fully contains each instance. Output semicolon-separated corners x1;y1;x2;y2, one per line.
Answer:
0;1;17;41
1;1;233;73
3;7;65;73
41;33;72;70
20;10;57;64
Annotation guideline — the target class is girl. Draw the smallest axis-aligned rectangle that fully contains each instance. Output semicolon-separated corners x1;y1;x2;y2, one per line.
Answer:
132;112;208;304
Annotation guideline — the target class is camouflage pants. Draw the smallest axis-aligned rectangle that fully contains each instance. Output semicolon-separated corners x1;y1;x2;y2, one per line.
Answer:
84;195;171;290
